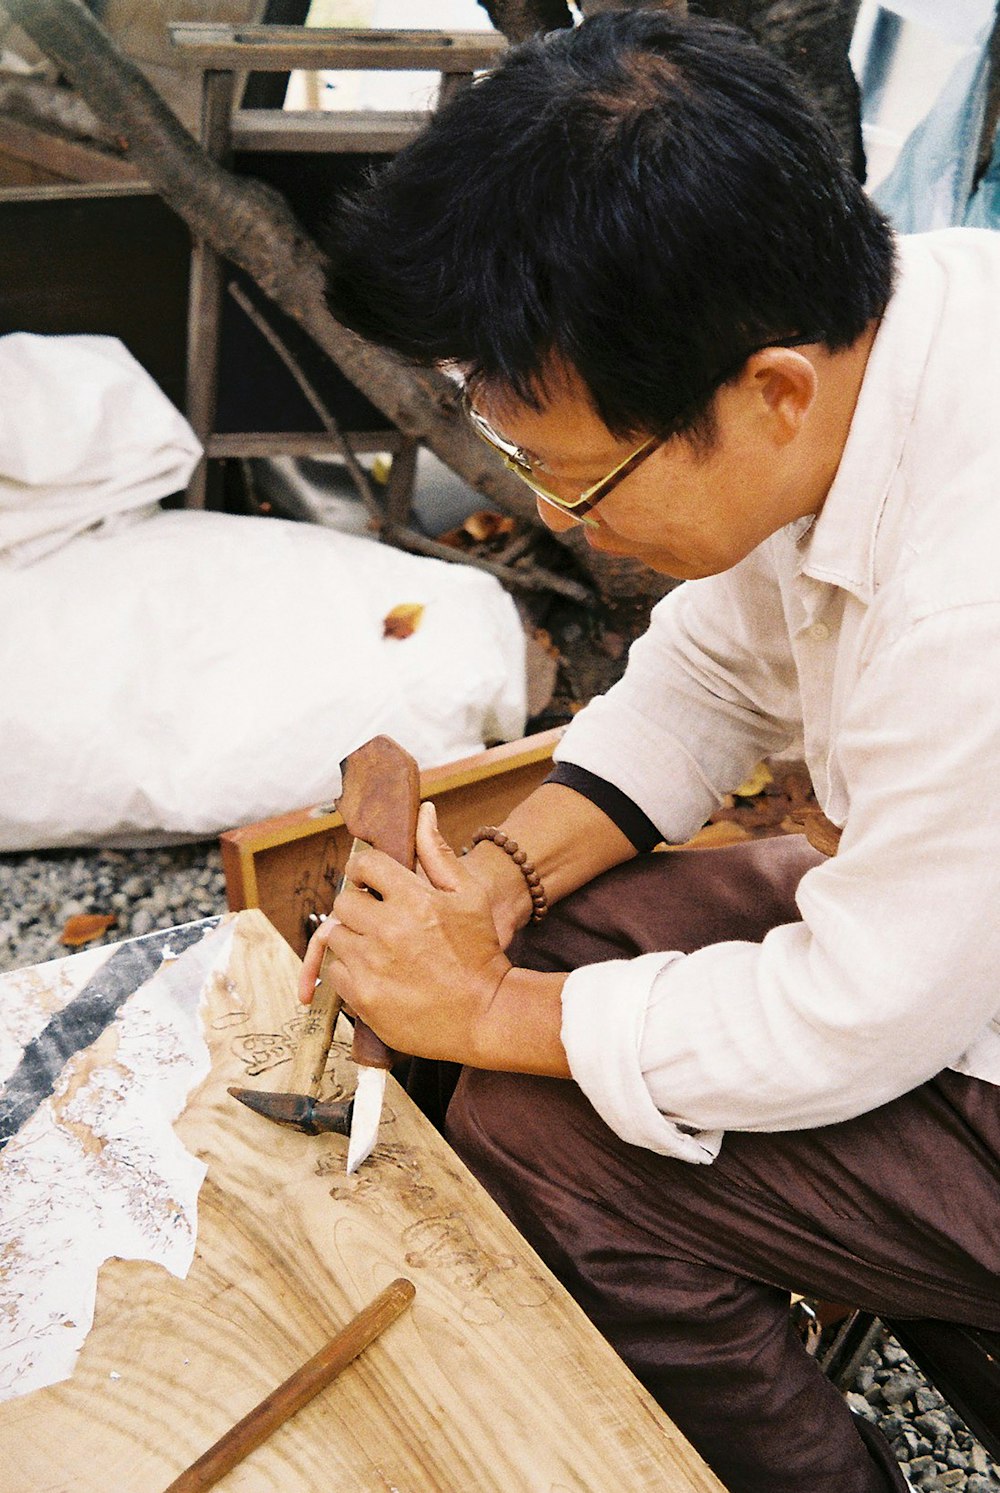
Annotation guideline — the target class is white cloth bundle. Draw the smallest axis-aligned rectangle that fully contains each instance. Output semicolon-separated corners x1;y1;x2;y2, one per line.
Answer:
0;333;201;566
0;509;527;848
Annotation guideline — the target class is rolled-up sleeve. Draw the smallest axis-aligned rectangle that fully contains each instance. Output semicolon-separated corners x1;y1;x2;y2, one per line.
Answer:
560;951;723;1162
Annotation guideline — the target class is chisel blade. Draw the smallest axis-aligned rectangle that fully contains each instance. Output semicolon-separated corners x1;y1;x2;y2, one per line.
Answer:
346;1064;387;1173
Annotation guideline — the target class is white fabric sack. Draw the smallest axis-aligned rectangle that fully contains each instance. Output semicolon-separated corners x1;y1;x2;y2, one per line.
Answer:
0;509;526;848
0;333;201;567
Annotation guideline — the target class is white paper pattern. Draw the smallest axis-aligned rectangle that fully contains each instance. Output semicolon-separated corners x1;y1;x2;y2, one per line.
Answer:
0;920;234;1401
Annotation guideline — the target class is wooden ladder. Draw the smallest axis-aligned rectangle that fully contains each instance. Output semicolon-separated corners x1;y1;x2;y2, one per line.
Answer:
168;24;506;512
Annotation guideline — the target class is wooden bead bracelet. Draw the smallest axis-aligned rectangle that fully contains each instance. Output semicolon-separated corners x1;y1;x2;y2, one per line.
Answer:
470;826;549;923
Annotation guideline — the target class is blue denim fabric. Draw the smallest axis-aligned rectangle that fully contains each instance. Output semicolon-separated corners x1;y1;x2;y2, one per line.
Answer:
872;23;994;231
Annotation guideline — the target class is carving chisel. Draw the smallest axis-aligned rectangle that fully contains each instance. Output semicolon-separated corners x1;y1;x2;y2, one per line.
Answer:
229;736;419;1171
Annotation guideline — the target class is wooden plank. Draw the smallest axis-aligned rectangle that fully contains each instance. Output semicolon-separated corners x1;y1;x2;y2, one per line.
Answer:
0;910;725;1493
230;106;427;154
0;180;155;203
220;736;819;959
185;67;238;511
169;24;507;73
208;428;402;458
0;115;140;184
220;730;564;957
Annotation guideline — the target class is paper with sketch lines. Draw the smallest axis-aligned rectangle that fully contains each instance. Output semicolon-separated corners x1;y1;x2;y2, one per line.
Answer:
0;918;233;1402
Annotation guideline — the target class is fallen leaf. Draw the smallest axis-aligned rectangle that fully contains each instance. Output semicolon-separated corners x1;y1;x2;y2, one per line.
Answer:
436;511;516;548
531;627;561;659
789;807;843;858
383;603;425;640
461;510;515;543
689;821;752;848
61;913;117;947
371;454;393;485
732;761;774;799
435;525;467;549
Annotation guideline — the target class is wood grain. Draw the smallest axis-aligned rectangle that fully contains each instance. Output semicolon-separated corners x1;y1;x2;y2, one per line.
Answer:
0;910;724;1493
164;1279;415;1493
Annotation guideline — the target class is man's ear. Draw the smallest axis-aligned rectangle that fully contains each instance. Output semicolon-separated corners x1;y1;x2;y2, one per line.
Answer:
745;347;818;444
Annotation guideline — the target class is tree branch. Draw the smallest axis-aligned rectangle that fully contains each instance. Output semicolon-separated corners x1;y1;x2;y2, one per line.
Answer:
477;1;574;44
0;7;543;524
693;0;865;175
0;0;677;604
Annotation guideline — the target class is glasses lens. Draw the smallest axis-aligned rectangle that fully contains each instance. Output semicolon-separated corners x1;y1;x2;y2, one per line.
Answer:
467;403;594;511
467;406;523;462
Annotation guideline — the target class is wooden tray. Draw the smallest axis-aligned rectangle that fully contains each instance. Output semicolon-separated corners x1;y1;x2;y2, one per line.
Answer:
221;729;564;958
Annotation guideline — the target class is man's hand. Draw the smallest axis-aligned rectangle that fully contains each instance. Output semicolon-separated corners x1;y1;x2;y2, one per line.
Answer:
298;800;511;1067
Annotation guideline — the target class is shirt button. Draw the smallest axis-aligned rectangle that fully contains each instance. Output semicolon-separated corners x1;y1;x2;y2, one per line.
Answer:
808;621;831;641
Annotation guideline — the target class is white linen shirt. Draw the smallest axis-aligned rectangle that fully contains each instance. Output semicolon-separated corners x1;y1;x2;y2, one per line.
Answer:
554;229;1000;1164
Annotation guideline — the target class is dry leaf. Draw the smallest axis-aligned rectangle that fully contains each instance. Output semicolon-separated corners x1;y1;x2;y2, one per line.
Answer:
531;626;561;659
790;807;843;858
461;510;515;543
437;511;516;548
689;821;752;848
733;761;774;799
435;525;466;549
370;454;393;485
383;602;425;640
60;913;117;947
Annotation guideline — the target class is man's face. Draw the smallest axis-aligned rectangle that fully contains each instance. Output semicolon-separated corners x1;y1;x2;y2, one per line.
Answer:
474;365;816;581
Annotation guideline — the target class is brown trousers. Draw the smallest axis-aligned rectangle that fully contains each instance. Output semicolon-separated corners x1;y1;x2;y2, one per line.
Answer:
440;839;1000;1493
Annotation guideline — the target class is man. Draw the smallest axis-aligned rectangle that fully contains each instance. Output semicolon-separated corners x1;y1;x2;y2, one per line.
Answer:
302;12;1000;1491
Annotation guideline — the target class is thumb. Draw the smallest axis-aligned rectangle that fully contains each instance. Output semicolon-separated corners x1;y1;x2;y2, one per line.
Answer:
415;800;463;893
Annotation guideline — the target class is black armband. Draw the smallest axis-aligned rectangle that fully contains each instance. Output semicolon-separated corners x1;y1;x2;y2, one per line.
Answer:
544;762;663;853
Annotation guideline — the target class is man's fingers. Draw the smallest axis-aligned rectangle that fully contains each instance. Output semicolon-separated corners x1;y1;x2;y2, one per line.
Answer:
334;877;389;932
298;914;338;1005
343;842;413;900
415;800;463;893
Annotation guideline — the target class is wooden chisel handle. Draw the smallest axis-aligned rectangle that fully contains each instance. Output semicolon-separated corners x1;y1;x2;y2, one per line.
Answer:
335;736;421;1070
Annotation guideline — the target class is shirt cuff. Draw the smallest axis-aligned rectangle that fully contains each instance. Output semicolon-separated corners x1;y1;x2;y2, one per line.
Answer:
560;952;724;1164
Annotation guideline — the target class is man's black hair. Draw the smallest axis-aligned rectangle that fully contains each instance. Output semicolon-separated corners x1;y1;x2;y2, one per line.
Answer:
324;9;896;443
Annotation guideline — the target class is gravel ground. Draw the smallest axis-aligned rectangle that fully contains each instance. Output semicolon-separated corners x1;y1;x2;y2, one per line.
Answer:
2;842;998;1490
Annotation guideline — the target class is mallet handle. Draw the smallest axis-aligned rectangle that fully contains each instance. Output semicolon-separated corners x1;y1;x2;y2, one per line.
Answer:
288;948;342;1095
163;1278;415;1492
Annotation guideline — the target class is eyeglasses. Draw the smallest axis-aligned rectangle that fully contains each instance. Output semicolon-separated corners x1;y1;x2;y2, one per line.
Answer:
465;334;823;525
466;401;658;526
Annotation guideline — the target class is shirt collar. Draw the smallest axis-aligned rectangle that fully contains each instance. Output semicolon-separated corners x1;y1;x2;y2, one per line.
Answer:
793;235;942;605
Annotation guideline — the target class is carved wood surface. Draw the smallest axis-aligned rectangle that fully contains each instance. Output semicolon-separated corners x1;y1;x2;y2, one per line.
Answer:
0;909;724;1493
